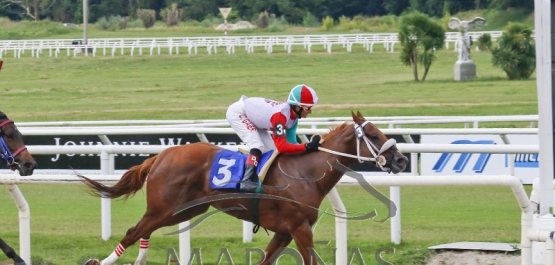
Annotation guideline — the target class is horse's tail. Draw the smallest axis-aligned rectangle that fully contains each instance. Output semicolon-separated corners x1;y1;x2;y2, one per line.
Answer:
78;154;159;200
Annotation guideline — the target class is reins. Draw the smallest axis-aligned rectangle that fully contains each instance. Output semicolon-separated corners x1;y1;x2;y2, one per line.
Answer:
317;121;397;171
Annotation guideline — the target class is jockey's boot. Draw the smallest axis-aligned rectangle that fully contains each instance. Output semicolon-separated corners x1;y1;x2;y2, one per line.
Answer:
239;149;266;194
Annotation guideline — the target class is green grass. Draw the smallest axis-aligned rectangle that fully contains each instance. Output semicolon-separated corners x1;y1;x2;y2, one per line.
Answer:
0;48;536;123
0;185;528;265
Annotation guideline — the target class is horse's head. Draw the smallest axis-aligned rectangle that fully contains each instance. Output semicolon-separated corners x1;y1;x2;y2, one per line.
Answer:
351;111;408;174
0;112;37;176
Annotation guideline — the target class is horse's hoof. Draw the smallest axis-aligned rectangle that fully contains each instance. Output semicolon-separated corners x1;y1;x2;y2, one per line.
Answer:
84;259;101;265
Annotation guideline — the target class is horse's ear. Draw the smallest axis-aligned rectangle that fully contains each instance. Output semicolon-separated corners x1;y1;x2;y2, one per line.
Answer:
356;111;366;121
351;111;361;124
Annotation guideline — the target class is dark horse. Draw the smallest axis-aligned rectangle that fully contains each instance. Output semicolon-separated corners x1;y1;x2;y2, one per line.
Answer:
81;112;408;265
0;111;37;265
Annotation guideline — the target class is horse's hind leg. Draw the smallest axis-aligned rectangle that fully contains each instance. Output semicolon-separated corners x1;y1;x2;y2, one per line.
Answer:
133;233;151;265
88;204;209;265
88;212;166;265
260;233;292;265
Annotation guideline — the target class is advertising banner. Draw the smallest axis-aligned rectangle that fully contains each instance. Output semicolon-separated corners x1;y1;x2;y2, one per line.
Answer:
421;134;538;184
5;133;416;174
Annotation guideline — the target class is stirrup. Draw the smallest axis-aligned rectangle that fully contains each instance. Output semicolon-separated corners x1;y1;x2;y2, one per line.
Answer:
239;181;266;194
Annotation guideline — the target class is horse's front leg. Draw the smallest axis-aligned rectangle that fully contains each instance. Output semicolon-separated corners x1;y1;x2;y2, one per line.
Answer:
290;221;317;265
260;233;292;265
0;238;25;265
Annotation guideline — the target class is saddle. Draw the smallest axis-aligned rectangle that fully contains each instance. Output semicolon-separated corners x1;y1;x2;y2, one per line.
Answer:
238;148;280;183
209;149;280;190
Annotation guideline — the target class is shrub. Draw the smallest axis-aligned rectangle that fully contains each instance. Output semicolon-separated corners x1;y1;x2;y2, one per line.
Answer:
491;23;536;80
137;9;156;29
256;11;269;29
338;15;351;30
118;17;128;30
199;14;222;28
0;17;14;27
267;14;288;32
321;16;334;31
476;33;492;51
160;3;182;27
95;15;122;31
302;12;319;27
378;15;398;30
127;19;144;28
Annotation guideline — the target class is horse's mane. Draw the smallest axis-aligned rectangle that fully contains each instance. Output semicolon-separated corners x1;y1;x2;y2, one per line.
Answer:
0;112;8;121
322;122;352;142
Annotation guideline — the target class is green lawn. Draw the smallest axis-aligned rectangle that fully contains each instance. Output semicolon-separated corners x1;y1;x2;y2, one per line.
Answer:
0;184;527;265
0;47;536;123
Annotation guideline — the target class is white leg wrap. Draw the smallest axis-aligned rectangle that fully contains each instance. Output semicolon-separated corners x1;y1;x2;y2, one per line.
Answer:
101;244;125;265
134;239;149;265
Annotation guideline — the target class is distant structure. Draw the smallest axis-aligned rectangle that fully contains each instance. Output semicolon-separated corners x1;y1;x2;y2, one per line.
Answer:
214;21;256;31
448;17;487;80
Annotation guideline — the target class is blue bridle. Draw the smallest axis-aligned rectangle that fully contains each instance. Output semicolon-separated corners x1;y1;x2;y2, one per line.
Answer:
0;119;26;168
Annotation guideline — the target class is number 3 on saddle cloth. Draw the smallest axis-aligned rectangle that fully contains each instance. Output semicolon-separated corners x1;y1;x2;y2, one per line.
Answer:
209;150;276;190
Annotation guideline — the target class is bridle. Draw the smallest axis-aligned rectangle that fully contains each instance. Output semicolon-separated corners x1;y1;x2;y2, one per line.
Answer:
0;119;27;169
317;121;397;171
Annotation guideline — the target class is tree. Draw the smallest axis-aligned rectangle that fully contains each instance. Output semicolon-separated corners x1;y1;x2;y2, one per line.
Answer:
181;0;216;21
0;0;25;19
2;0;57;20
228;0;322;24
398;11;445;81
46;0;79;22
160;3;181;27
137;8;155;28
489;0;534;11
89;0;128;22
491;22;535;80
384;0;410;15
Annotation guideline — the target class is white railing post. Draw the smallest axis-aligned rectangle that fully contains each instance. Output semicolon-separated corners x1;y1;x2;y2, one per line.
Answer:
327;187;347;265
179;221;191;263
243;221;253;242
6;184;31;265
101;150;111;240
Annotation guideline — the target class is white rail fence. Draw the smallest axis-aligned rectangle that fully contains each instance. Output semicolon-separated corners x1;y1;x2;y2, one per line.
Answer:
14;114;539;129
0;142;541;265
0;121;545;264
0;31;504;58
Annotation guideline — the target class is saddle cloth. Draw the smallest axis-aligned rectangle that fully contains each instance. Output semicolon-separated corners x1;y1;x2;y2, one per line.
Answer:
209;150;276;190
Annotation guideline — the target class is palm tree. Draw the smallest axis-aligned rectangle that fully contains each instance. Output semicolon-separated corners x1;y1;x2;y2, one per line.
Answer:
398;12;445;81
491;22;535;80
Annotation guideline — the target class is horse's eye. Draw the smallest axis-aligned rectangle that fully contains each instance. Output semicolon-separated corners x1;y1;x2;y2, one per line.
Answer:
370;134;380;140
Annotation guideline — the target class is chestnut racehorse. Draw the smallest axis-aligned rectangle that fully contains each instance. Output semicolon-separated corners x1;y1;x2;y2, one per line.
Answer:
0;111;37;265
81;112;408;265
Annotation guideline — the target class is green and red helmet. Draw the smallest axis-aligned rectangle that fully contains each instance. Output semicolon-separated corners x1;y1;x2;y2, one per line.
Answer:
287;84;318;107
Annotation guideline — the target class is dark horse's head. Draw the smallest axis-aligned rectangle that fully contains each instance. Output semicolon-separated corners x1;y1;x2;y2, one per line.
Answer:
0;112;37;176
350;111;408;174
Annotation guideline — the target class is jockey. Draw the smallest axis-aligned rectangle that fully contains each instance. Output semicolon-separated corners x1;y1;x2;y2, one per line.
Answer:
226;84;322;193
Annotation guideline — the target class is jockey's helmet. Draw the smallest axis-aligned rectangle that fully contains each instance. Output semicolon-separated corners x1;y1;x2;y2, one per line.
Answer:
287;84;318;107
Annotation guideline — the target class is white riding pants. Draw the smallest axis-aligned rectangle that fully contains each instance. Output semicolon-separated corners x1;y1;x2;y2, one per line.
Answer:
226;98;275;154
